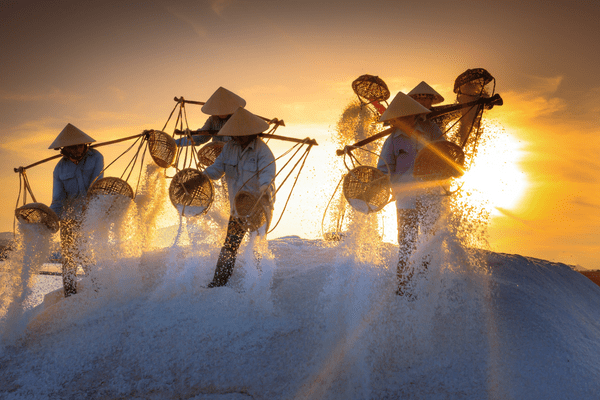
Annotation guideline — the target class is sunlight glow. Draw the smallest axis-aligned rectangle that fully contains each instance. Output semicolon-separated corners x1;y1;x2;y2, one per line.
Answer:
458;123;528;214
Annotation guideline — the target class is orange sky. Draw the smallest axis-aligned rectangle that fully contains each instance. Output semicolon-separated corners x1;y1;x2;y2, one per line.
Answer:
1;0;599;269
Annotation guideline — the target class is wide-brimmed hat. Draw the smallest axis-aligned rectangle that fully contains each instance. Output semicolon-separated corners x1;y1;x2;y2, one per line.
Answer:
201;87;246;116
217;107;269;137
407;81;444;104
379;92;431;122
48;123;96;149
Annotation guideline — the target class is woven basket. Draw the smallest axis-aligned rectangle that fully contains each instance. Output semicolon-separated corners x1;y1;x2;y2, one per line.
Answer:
148;130;177;168
351;75;390;103
414;141;465;180
87;177;134;199
197;141;225;167
169;168;214;214
15;203;60;233
453;68;494;96
342;166;391;214
234;190;270;232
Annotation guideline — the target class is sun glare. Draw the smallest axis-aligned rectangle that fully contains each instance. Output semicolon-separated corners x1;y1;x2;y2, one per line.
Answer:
458;123;528;214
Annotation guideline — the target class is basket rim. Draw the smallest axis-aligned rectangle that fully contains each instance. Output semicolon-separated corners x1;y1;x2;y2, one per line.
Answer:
234;190;271;232
15;202;60;233
87;176;135;199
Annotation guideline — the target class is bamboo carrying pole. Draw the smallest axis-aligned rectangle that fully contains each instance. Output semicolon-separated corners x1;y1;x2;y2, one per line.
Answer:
173;97;285;127
173;130;318;146
335;93;502;156
14;132;147;173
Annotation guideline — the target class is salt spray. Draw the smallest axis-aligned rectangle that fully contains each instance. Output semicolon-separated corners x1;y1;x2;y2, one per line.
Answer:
0;223;53;344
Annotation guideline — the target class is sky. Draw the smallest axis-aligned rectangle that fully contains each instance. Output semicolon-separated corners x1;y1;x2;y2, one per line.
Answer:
1;0;599;269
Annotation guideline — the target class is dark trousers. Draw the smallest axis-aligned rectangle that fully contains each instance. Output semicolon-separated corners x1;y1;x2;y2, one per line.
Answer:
209;216;247;287
60;218;81;297
396;209;419;290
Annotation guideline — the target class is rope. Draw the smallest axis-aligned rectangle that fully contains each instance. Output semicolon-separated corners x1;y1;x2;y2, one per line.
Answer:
90;134;144;189
234;138;315;234
267;143;313;233
133;140;149;197
320;174;346;240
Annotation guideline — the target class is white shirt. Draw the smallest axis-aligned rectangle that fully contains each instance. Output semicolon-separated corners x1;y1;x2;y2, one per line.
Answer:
204;137;276;211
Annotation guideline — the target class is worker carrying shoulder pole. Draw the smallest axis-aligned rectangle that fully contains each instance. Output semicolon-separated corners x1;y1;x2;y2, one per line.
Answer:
48;123;104;297
202;107;276;288
176;87;246;146
376;92;436;296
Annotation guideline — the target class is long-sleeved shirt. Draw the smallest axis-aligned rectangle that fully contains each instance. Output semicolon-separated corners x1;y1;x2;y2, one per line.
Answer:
175;116;232;146
50;148;104;219
377;124;440;210
204;138;276;213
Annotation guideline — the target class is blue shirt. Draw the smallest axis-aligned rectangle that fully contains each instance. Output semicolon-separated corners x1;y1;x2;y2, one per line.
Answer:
377;124;441;210
50;148;104;219
175;116;232;146
204;138;276;213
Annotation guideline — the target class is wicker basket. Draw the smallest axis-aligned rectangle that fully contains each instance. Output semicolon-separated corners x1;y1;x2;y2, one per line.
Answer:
453;68;494;96
87;177;135;199
169;168;214;215
234;190;270;232
197;141;225;167
414;141;465;180
15;203;60;233
148;130;177;168
342;166;391;214
351;75;390;104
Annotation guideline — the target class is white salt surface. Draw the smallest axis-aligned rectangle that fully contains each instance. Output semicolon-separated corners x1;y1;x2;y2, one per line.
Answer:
1;233;599;399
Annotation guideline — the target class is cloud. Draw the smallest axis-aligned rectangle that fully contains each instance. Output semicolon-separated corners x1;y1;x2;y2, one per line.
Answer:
521;74;564;95
107;86;127;102
495;207;536;227
162;4;208;38
161;0;234;37
501;90;567;123
211;0;233;16
498;74;569;124
0;88;83;103
0;119;60;162
571;197;600;210
240;85;289;96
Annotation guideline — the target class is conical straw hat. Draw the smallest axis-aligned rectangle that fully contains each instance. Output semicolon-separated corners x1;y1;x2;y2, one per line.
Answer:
408;81;444;104
201;87;246;116
48;123;96;149
217;107;269;137
379;92;431;122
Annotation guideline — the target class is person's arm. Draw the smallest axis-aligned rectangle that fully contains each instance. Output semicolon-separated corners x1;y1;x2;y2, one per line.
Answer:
49;167;65;217
92;150;104;181
257;145;276;189
377;136;395;174
175;133;212;147
203;146;226;180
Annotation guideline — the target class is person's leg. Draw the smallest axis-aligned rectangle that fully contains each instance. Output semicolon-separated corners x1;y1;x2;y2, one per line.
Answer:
208;216;247;287
396;209;418;295
60;219;80;297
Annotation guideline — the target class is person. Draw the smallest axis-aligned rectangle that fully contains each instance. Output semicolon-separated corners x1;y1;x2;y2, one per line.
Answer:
203;107;276;287
407;81;445;140
49;123;104;297
376;92;435;296
175;87;246;146
407;81;446;236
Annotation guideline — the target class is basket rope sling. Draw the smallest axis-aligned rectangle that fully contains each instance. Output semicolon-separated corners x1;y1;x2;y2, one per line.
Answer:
163;97;215;217
87;129;177;201
167;96;318;232
13;131;176;234
337;70;502;199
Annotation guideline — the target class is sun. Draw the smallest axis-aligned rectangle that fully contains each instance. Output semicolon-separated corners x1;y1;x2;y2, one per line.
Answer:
457;123;528;213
